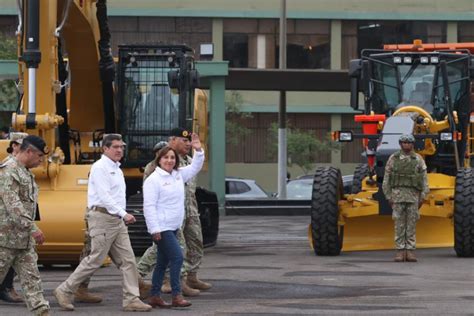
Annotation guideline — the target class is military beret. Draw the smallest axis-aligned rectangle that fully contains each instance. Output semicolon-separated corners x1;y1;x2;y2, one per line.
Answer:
169;127;191;140
399;134;415;143
9;132;28;144
153;141;168;153
23;135;49;154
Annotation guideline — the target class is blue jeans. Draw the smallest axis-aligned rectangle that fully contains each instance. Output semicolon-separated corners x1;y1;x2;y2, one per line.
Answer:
151;230;183;296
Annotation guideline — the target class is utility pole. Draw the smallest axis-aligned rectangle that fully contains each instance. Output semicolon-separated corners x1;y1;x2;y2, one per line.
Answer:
278;0;287;199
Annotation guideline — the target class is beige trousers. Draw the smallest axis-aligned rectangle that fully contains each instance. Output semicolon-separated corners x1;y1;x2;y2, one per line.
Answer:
57;210;140;307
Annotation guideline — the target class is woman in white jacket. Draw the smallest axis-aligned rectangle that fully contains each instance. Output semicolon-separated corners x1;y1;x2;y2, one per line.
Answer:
143;133;204;309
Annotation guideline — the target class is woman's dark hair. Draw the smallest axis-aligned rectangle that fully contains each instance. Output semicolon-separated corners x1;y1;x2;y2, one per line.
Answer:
155;146;180;171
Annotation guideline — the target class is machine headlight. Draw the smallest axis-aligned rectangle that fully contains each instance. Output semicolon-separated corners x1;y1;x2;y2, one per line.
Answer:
403;56;412;64
339;131;353;142
430;56;439;64
439;132;453;141
393;57;402;64
420;56;429;64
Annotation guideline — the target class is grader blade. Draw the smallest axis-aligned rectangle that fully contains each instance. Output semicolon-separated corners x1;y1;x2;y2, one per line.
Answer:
309;215;454;252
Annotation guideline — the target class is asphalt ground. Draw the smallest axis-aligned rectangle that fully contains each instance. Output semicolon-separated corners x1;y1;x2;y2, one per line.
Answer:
2;216;474;315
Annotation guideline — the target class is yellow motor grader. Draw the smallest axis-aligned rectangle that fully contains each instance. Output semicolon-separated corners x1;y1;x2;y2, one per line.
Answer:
3;0;216;264
310;40;474;257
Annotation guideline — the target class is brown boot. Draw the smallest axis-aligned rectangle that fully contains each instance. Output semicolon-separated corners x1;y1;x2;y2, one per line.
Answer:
394;250;405;262
148;296;171;309
74;284;102;303
171;294;191;307
406;250;418;262
161;277;172;294
138;277;152;300
8;288;23;302
181;280;200;297
187;272;212;290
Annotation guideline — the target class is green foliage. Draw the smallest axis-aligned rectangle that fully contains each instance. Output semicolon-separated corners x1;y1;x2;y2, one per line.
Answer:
0;32;17;60
0;32;18;128
267;122;340;174
225;91;252;145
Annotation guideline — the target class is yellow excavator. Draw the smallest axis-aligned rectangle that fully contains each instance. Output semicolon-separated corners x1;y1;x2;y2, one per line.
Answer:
310;40;474;257
4;0;217;264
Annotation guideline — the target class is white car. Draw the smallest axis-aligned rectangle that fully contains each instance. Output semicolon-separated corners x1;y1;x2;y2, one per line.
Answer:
225;177;269;199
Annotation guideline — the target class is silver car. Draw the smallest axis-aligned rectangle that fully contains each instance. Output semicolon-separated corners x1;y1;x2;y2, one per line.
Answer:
286;174;354;199
225;177;269;199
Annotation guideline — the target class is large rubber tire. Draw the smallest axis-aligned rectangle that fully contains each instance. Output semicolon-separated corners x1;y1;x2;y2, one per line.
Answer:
351;163;369;194
454;168;474;257
311;167;344;256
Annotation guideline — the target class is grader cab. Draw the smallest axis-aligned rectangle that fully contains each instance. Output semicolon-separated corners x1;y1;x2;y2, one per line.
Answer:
310;40;474;257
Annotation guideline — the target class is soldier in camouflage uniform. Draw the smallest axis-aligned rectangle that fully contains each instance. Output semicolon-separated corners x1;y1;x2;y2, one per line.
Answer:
382;134;429;262
0;135;50;315
0;132;28;303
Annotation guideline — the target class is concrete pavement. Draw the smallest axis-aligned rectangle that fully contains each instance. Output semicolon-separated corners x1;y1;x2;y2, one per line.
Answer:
1;216;473;315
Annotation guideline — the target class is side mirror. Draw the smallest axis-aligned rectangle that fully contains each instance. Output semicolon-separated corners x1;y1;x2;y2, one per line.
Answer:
189;69;200;89
361;60;370;94
350;78;359;110
168;70;179;89
349;59;361;110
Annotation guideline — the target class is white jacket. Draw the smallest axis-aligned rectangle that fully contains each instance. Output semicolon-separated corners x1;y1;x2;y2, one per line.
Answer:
143;150;204;234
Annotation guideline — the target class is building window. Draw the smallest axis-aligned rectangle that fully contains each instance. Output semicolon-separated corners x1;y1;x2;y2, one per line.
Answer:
223;18;330;69
276;19;330;69
458;22;474;42
342;21;446;69
223;34;249;67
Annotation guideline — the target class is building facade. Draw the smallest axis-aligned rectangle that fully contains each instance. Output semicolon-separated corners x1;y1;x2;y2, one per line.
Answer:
0;0;473;192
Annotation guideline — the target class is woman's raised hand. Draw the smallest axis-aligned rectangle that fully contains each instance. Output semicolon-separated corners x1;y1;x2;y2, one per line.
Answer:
191;133;202;151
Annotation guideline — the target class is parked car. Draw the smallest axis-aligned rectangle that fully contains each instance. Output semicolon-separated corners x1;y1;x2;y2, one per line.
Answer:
226;177;269;199
286;174;354;199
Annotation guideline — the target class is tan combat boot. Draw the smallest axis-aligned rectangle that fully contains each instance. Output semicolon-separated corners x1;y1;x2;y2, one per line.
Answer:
161;276;172;294
74;284;103;303
394;250;405;262
181;280;200;297
123;298;152;312
53;288;74;311
36;309;50;316
187;272;212;290
138;277;152;300
406;250;418;262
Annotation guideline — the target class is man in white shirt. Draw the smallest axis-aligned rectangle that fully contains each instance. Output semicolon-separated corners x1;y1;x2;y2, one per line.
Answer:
54;134;151;312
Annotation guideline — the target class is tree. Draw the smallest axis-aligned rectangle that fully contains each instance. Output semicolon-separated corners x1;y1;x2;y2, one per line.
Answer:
225;91;252;145
267;122;339;174
0;32;18;128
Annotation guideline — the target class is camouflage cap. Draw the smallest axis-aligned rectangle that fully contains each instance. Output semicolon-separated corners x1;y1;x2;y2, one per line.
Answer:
153;141;168;153
9;132;28;144
399;134;415;143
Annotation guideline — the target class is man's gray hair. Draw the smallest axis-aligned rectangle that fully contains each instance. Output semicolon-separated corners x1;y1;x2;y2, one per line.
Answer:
103;134;123;148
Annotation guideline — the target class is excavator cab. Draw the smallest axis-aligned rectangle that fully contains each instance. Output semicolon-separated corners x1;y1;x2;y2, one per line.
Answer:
116;45;199;167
